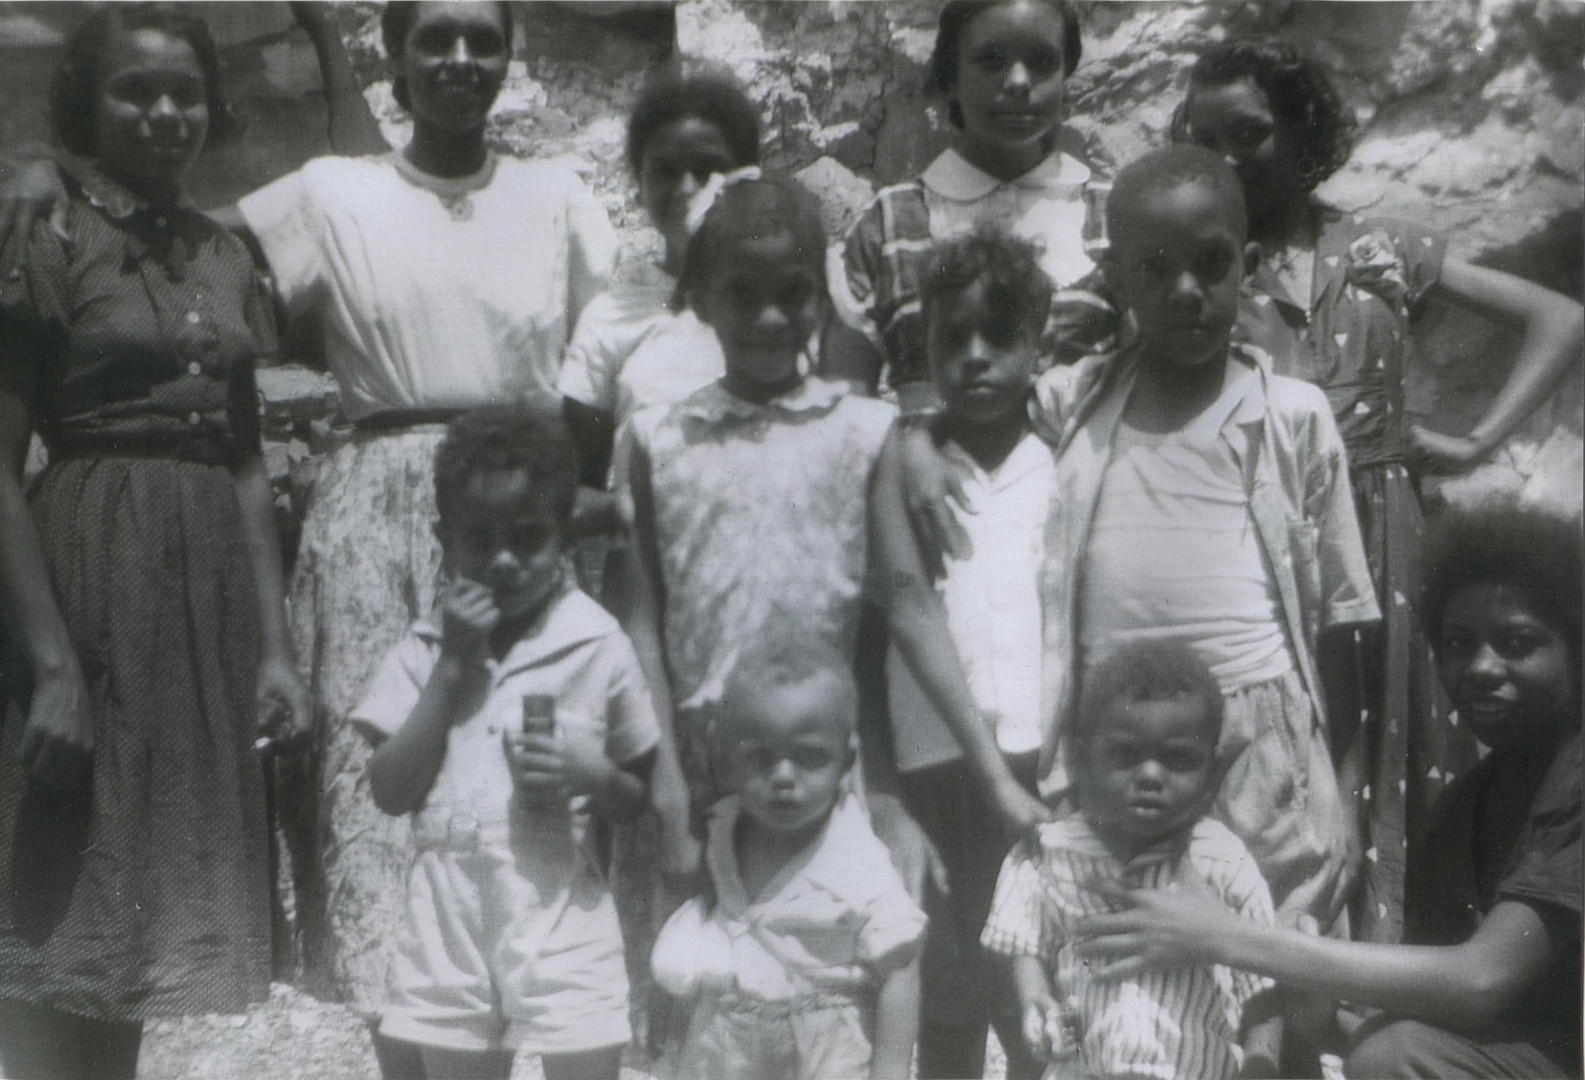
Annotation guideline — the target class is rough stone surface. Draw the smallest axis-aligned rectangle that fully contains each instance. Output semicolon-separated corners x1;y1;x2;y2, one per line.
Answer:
324;0;1583;515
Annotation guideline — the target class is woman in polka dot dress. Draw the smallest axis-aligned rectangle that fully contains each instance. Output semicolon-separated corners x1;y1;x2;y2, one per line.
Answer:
1174;38;1583;944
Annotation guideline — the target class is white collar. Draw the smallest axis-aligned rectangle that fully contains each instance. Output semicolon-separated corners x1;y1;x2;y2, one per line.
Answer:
920;146;1091;203
412;586;616;677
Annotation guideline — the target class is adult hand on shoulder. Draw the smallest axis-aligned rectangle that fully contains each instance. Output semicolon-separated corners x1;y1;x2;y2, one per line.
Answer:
19;663;95;791
1073;877;1237;979
1407;425;1488;474
0;158;69;271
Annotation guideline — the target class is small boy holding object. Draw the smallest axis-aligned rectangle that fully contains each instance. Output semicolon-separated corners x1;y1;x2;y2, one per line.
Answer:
353;406;659;1080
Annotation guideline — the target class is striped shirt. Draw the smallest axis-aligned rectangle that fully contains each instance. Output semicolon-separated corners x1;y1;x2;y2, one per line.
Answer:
982;816;1276;1079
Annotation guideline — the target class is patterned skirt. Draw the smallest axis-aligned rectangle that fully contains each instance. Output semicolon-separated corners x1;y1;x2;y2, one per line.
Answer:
279;427;446;1011
0;457;271;1019
1349;461;1480;944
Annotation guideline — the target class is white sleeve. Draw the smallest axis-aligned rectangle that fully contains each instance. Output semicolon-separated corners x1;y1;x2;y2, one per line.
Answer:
236;160;334;317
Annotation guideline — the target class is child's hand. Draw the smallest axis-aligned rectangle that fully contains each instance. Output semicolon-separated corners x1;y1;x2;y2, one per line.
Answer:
1021;994;1081;1064
896;422;975;574
502;724;613;807
992;776;1055;839
438;578;498;665
503;729;567;807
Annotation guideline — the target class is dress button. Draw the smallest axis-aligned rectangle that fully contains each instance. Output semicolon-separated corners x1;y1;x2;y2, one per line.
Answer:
187;412;202;426
188;362;203;376
185;311;202;325
155;215;167;229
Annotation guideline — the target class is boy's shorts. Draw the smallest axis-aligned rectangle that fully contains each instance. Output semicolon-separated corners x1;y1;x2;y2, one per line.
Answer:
379;812;631;1054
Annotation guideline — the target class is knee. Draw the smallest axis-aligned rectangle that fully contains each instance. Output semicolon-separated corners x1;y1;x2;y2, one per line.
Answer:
1344;1019;1455;1079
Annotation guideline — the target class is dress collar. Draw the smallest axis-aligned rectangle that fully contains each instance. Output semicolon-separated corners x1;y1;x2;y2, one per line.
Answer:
920;146;1091;203
675;374;847;426
63;161;200;280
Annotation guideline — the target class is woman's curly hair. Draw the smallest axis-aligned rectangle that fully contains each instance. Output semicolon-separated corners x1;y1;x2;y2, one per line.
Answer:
51;3;240;159
1170;38;1357;192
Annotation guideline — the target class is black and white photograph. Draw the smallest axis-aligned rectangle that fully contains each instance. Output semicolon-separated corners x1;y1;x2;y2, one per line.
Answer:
0;2;1578;1078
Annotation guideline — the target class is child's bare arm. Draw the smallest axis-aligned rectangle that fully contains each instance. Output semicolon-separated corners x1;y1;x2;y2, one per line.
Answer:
869;429;1051;836
367;580;495;815
871;956;921;1080
1078;883;1559;1033
622;441;697;882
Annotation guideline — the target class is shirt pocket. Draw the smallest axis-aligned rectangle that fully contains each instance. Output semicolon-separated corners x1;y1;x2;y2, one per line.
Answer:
1286;518;1322;642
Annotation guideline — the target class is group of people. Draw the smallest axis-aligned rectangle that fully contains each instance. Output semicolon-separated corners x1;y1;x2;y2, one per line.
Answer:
0;2;1577;1080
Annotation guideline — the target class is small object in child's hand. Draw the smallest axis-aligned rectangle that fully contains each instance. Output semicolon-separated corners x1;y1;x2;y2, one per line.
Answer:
522;694;556;736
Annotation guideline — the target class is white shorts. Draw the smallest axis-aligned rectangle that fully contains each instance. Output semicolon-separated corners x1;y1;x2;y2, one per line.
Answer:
379;815;630;1054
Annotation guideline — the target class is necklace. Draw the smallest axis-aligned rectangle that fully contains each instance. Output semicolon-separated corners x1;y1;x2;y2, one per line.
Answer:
390;149;498;222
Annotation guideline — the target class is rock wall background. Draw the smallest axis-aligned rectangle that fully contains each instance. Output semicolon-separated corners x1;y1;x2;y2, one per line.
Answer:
1;1;1578;517
334;0;1584;513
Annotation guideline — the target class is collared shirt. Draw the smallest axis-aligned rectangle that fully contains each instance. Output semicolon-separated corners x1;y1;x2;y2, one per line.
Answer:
888;430;1054;771
832;147;1115;388
1029;343;1380;800
239;153;617;420
650;794;926;1001
982;816;1276;1080
351;586;659;827
628;376;894;713
0;164;270;465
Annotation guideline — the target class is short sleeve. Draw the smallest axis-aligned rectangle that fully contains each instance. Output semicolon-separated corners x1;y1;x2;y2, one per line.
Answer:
1204;828;1279;1013
1500;736;1582;916
348;629;432;744
599;630;661;767
1302;388;1381;629
236;162;330;316
830;203;886;345
565;178;617;332
981;838;1053;960
227;267;278;459
558;293;625;411
0;214;70;405
1377;218;1445;313
856;877;928;978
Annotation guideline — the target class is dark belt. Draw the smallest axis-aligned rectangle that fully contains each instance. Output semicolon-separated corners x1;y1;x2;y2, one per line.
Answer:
45;431;234;466
354;408;464;432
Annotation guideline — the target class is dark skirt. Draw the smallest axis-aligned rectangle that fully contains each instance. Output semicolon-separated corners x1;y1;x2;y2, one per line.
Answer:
1350;461;1480;944
0;456;271;1020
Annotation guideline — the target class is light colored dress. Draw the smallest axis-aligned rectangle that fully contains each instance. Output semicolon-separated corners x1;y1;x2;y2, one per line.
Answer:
652;794;926;1080
238;150;616;1008
627;376;894;814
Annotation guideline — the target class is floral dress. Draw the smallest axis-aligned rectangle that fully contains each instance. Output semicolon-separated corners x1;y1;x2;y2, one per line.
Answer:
1233;206;1481;943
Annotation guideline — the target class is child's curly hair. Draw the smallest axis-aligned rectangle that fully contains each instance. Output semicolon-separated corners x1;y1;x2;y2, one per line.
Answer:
1073;641;1225;762
1421;499;1583;661
626;71;761;178
433;404;580;532
51;4;241;158
921;227;1054;342
1170;38;1357;192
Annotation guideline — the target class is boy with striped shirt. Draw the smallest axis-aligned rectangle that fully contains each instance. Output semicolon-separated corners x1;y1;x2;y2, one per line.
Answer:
982;642;1282;1079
